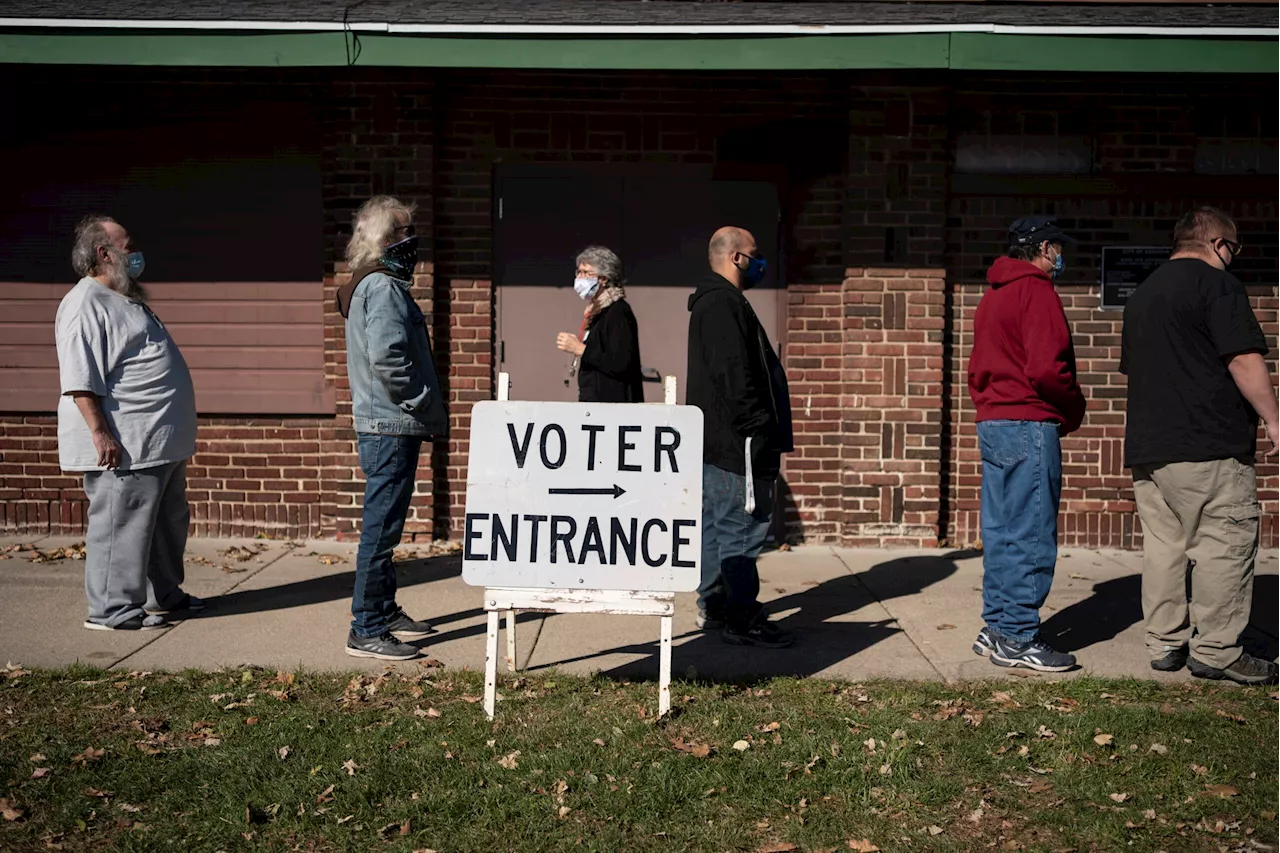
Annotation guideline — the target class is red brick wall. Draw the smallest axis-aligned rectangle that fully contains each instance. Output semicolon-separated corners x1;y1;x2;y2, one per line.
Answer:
783;268;946;548
3;67;1277;551
943;75;1278;549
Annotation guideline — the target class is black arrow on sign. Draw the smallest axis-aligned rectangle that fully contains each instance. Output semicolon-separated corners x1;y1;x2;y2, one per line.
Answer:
548;485;627;499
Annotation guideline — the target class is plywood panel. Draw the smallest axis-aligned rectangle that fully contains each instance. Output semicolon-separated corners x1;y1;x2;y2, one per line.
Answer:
0;281;333;415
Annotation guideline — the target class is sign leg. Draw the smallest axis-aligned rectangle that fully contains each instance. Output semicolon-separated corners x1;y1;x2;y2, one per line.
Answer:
505;609;517;671
484;610;500;720
658;614;673;717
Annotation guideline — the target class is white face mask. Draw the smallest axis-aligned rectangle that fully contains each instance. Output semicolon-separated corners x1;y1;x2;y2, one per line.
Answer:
573;276;600;300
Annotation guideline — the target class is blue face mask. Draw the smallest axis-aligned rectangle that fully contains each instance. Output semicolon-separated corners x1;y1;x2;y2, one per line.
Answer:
740;254;767;289
1051;251;1066;280
381;235;420;281
126;251;146;280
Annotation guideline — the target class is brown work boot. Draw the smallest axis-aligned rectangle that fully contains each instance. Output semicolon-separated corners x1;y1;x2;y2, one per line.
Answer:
1188;652;1278;685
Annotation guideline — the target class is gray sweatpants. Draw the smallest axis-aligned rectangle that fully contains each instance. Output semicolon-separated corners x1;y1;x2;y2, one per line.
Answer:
83;459;190;627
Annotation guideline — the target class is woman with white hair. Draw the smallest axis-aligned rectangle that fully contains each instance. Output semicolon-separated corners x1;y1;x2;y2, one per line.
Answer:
555;245;645;403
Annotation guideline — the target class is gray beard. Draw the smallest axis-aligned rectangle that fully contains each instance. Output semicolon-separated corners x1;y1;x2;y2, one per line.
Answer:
108;265;147;303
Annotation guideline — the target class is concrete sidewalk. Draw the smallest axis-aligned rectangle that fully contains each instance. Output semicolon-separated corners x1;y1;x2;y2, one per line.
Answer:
2;534;1275;683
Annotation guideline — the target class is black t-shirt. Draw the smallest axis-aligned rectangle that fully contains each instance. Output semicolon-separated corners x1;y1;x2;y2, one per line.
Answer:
1121;258;1268;467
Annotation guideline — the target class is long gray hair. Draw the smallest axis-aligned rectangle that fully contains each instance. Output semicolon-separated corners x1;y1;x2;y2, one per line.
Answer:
346;196;416;269
71;215;118;278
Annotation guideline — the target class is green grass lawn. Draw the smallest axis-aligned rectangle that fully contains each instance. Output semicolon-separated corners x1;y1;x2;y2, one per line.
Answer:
1;664;1275;852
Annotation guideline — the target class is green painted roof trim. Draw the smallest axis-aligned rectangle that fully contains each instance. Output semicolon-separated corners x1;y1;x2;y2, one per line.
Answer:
0;31;1274;73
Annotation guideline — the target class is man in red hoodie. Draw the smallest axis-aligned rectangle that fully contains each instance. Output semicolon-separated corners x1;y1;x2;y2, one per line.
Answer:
968;217;1086;672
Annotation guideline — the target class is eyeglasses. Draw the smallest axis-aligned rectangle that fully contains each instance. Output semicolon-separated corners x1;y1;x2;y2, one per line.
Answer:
1218;238;1242;257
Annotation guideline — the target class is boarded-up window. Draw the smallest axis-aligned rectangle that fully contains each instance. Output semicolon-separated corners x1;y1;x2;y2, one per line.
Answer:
0;91;329;414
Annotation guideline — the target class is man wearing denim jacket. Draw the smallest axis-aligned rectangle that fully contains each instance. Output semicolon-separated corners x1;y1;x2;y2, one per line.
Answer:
967;217;1086;672
336;196;448;660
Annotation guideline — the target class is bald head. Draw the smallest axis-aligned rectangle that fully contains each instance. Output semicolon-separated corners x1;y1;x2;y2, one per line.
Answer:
708;226;758;289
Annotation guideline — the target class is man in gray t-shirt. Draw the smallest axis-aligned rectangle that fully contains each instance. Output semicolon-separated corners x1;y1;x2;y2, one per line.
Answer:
56;215;202;631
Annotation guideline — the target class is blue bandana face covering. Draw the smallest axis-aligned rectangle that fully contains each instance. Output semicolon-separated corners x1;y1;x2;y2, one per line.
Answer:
125;251;146;279
381;235;420;280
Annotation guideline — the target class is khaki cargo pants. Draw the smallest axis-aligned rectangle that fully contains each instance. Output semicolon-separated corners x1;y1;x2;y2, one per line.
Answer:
1132;457;1260;670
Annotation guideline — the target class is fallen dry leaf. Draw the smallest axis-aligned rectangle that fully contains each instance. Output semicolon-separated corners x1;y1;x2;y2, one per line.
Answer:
936;623;957;630
669;737;712;758
31;768;52;779
1036;725;1056;740
927;825;943;836
1094;734;1115;747
0;799;24;821
342;759;359;776
315;785;336;804
592;738;606;747
758;844;798;853
244;717;259;726
1214;709;1246;724
847;841;880;852
498;750;521;769
1190;764;1208;776
1108;793;1130;803
71;747;105;765
732;740;750;752
1143;809;1157;820
278;747;290;760
1149;743;1168;755
557;806;571;819
1204;784;1239;799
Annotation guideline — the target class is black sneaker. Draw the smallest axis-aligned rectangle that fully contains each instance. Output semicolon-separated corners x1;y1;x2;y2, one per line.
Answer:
146;594;207;615
1150;647;1188;672
722;618;794;649
345;631;420;661
387;608;434;641
990;635;1076;673
973;626;997;658
1188;652;1278;685
83;614;169;631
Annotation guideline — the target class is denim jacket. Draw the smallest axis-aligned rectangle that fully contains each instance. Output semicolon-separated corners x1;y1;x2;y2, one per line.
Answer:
342;271;448;437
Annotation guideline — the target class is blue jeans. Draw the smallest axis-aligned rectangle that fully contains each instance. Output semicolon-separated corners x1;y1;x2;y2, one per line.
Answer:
978;420;1063;643
697;464;775;631
352;433;422;638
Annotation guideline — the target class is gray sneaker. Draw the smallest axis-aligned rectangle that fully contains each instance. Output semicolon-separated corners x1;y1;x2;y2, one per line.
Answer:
84;614;169;631
972;626;997;658
387;608;434;641
1188;652;1278;685
345;631;419;661
990;635;1076;673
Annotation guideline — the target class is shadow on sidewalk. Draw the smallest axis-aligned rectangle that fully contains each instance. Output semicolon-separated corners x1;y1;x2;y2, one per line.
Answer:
1039;572;1277;661
1040;575;1142;653
522;551;967;683
203;555;475;625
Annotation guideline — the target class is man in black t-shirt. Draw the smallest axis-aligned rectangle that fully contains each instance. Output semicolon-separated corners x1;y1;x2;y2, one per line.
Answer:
1121;206;1278;685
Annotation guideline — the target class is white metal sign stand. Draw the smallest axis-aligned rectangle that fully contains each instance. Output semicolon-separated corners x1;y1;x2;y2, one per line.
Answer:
476;373;691;720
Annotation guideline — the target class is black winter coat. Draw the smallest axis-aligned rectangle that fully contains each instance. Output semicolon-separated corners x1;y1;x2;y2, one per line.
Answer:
686;273;794;477
578;299;645;403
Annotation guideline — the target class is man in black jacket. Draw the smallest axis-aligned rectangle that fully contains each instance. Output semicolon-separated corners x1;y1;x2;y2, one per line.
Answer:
687;226;795;648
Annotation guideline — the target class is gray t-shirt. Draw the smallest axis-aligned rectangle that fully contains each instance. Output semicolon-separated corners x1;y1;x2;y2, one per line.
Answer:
55;278;197;472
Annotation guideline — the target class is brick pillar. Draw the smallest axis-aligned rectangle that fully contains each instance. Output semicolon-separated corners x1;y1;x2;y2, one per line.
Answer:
840;268;946;546
436;278;494;536
782;283;846;541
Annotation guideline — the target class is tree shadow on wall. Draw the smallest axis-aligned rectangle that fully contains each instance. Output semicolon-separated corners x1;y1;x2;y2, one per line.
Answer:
527;551;967;684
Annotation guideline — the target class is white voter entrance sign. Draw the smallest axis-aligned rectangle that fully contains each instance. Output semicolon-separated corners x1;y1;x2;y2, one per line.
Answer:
464;375;702;718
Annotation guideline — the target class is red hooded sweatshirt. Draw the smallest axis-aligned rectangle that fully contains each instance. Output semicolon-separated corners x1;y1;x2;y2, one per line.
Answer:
968;256;1086;434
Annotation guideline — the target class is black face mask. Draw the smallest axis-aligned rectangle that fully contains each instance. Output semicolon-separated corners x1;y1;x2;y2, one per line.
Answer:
382;235;420;280
1213;240;1236;269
